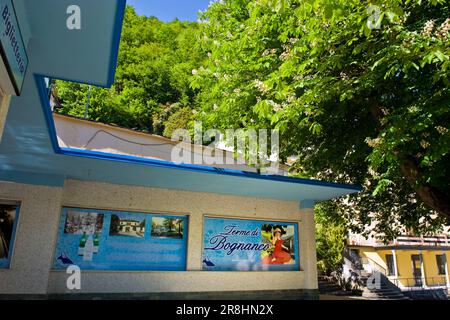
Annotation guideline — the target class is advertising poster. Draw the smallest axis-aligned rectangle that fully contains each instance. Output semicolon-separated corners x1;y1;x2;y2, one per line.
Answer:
202;217;300;271
0;203;19;268
53;207;188;271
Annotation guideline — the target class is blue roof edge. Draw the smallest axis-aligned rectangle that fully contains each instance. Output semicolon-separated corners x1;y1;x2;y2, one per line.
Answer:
106;0;127;87
35;55;362;194
29;2;361;195
59;147;363;192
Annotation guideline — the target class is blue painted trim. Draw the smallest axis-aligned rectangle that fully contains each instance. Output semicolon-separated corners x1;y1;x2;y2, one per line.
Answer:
26;0;361;196
30;1;126;89
37;74;110;90
59;147;362;191
35;74;362;193
202;217;301;271
0;204;21;269
53;207;189;271
106;0;127;87
35;75;60;153
0;169;65;187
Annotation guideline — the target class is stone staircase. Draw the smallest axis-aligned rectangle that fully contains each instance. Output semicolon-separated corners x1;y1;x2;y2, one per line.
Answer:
359;271;410;300
403;288;450;300
318;276;355;296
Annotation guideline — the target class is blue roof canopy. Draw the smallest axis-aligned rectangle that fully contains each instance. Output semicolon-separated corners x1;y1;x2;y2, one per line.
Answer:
0;0;361;204
13;0;125;87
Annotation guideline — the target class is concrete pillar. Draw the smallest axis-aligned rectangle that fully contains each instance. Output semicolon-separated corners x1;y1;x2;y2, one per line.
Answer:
302;208;318;290
0;181;64;294
392;249;399;278
419;251;426;288
443;252;450;292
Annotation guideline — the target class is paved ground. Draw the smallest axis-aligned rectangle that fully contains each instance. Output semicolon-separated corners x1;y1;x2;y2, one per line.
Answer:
1;290;320;300
319;294;366;300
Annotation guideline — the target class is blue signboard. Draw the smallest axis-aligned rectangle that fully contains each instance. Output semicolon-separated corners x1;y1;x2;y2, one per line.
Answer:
202;217;300;271
53;208;188;271
0;0;28;95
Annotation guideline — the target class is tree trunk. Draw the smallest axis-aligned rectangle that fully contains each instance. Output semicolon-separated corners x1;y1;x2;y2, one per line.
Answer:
400;158;450;219
370;102;450;220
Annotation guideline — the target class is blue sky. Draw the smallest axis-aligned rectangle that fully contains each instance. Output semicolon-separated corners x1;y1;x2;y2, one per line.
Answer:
126;0;212;22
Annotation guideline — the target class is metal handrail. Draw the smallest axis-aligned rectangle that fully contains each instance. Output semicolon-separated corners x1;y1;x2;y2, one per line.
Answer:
375;235;450;247
343;248;364;270
389;276;448;290
46;77;53;99
343;248;388;275
360;256;387;275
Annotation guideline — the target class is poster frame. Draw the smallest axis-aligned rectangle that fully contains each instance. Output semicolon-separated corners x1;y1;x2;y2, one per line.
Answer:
51;206;189;272
201;214;301;272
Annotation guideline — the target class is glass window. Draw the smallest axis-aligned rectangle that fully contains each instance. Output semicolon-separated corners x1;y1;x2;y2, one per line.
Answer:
436;254;446;275
0;202;20;268
386;254;395;276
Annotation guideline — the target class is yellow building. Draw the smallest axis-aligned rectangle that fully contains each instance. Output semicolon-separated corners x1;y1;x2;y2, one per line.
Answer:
346;233;450;293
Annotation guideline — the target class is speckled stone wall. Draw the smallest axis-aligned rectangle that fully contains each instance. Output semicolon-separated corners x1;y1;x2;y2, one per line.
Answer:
0;181;63;294
0;179;318;295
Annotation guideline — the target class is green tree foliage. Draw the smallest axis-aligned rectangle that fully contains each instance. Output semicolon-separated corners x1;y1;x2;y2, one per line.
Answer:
163;218;175;232
152;103;184;136
315;202;347;275
192;0;450;238
175;219;183;235
109;214;120;234
53;1;450;239
163;107;194;138
53;6;204;132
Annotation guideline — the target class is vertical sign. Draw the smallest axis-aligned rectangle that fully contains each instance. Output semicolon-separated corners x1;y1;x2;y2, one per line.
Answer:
0;0;28;95
203;217;300;271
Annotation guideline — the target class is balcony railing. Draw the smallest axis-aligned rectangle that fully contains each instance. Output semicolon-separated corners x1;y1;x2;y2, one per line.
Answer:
388;235;450;247
390;276;448;290
348;235;450;248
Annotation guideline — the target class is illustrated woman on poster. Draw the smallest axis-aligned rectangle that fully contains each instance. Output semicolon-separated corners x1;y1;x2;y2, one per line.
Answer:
262;227;293;264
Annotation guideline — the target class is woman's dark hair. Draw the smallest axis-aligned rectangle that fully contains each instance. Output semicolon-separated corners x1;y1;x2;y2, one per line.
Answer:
273;225;286;235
